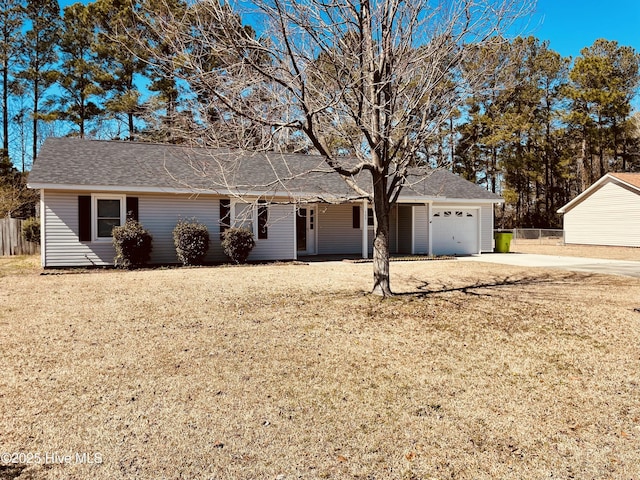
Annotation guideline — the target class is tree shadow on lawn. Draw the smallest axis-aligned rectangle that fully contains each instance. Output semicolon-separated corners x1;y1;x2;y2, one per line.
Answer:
397;271;593;298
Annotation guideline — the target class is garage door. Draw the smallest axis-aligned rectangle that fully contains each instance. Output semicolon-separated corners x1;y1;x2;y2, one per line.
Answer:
432;208;479;255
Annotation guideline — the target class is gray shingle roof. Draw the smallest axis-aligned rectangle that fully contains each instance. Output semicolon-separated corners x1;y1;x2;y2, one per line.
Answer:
29;137;501;202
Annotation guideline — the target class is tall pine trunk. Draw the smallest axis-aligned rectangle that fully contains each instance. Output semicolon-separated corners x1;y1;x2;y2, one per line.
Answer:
2;59;8;164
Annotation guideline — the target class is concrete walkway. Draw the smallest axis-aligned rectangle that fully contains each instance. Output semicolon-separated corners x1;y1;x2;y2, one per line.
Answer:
459;253;640;278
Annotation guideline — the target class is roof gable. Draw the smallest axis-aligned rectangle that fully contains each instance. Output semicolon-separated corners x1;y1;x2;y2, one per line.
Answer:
558;172;640;214
28;137;502;202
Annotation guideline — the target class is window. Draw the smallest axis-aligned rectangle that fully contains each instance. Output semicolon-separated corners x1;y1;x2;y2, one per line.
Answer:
353;206;360;229
234;202;254;230
79;195;133;242
257;200;268;239
227;199;269;240
93;195;125;241
309;209;314;230
353;205;374;229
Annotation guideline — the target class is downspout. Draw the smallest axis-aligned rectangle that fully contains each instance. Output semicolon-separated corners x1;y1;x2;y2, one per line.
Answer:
40;189;46;267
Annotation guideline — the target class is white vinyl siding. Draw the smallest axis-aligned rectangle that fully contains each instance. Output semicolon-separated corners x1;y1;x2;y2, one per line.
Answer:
317;204;363;255
43;191;115;267
138;194;222;264
413;204;429;254
248;203;294;260
397;205;412;254
480;204;494;252
137;196;295;263
389;205;397;253
564;181;640;247
41;192;296;267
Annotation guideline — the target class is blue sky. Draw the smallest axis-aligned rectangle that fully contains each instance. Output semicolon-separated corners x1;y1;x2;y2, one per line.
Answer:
530;0;640;59
57;0;639;60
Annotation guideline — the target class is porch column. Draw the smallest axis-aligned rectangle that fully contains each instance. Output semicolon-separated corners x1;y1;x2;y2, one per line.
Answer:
292;204;298;260
427;202;432;256
361;199;368;259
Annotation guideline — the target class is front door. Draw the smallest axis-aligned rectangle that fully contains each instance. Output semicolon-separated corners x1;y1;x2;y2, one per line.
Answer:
296;207;316;255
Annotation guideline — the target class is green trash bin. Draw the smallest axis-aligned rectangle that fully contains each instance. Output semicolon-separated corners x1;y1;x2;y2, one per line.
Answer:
494;232;513;253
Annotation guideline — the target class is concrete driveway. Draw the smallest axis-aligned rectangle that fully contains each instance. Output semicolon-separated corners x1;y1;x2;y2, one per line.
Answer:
459;253;640;278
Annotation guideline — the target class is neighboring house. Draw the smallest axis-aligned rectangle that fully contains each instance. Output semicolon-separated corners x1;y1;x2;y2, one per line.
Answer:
28;138;502;267
558;172;640;247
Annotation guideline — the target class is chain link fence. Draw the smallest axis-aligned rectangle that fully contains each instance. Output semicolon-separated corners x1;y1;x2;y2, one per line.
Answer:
509;228;564;245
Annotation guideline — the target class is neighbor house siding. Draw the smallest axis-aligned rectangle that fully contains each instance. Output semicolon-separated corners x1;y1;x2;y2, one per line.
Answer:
564;181;640;247
480;204;494;252
43;190;116;267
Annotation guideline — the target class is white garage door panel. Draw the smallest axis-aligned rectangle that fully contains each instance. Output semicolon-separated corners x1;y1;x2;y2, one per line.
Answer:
432;208;479;255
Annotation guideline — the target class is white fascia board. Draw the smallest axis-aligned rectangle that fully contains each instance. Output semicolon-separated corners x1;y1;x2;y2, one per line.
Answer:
27;183;338;203
27;183;504;206
397;197;503;205
611;176;640;194
26;183;217;195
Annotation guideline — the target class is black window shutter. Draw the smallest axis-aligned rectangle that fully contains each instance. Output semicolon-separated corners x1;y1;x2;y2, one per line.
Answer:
352;205;360;229
219;199;230;239
126;197;139;221
78;196;91;242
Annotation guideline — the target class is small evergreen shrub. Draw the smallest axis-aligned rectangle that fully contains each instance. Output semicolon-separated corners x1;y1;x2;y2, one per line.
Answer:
221;227;255;264
112;219;153;268
173;218;210;266
22;217;40;244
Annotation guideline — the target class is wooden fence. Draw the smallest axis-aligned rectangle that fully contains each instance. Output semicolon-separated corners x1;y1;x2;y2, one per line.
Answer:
0;217;40;256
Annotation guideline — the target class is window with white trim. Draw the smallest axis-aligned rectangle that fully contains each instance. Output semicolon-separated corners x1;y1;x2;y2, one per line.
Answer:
93;195;126;241
230;200;269;239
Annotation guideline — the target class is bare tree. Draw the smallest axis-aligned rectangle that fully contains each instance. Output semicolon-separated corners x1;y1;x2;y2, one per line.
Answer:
138;0;534;295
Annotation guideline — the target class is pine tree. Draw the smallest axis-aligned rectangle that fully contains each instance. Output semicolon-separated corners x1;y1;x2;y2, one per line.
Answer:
17;0;60;164
0;0;25;169
52;2;103;138
566;39;640;188
91;0;147;140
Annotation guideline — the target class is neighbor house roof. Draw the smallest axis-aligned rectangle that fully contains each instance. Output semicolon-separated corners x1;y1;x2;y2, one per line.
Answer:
609;172;640;189
558;172;640;214
28;137;502;203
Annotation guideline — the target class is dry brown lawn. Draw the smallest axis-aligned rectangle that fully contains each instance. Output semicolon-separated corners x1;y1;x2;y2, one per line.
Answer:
1;255;640;479
511;240;640;261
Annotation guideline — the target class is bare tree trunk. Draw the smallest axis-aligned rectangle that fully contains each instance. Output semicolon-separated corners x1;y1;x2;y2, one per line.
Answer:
371;172;392;296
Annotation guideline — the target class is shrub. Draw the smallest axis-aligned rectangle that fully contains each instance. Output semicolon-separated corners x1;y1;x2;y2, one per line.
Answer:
221;227;255;264
173;219;210;266
22;217;40;244
112;219;153;268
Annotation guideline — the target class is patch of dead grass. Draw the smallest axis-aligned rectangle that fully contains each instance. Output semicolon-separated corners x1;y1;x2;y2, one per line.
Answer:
0;255;41;277
1;260;640;479
511;241;640;261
